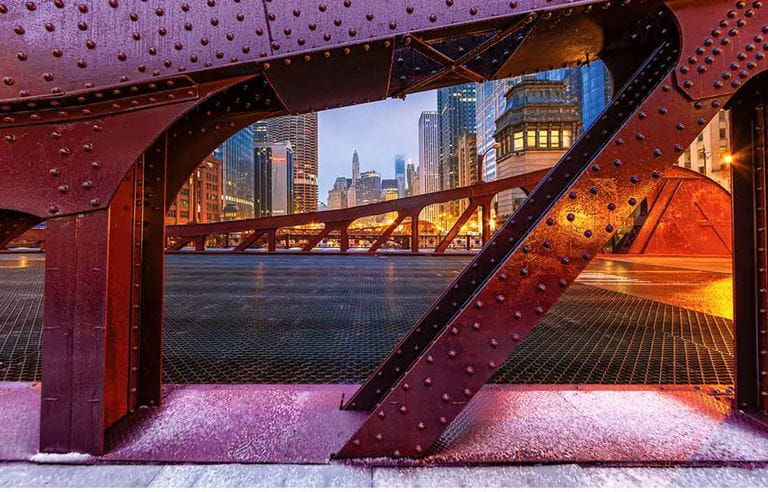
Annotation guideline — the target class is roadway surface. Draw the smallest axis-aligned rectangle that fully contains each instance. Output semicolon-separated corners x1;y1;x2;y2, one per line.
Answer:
0;253;734;387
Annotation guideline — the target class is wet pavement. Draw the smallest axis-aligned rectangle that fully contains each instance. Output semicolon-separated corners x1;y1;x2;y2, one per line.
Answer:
583;256;732;318
0;253;735;386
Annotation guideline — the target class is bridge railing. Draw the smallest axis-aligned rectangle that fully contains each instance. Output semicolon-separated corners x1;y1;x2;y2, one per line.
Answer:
165;169;548;255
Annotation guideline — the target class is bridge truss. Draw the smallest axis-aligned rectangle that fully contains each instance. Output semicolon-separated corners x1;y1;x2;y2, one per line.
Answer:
0;0;766;460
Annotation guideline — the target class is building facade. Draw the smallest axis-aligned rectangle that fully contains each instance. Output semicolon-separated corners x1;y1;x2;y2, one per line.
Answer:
494;79;581;217
328;177;349;210
457;133;479;189
252;120;269;146
437;84;477;192
475;62;611;182
395;154;406;198
215;126;255;220
166;155;223;225
475;79;515;182
418;111;440;225
357;171;382;206
675;111;731;190
348;150;361;207
406;159;417;197
266;114;319;213
579;62;613;129
381;179;399;201
254;142;295;217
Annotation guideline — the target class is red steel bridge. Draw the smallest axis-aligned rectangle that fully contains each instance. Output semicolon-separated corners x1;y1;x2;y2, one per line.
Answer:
0;0;766;461
164;166;733;256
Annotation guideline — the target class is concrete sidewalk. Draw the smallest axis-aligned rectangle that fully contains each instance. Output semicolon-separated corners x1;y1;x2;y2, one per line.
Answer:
1;463;768;488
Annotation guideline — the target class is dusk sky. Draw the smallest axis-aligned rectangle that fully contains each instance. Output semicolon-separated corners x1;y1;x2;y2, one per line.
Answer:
317;90;437;202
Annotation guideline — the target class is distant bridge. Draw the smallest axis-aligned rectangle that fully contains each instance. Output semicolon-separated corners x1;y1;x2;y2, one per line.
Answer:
166;169;548;254
168;166;734;256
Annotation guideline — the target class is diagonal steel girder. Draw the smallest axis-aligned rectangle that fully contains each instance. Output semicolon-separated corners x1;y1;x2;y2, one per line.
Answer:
338;0;768;458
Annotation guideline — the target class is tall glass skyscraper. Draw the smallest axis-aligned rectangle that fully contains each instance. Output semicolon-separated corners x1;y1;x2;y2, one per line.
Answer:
475;79;514;182
580;62;613;128
418;112;439;195
418;111;440;226
437;84;477;192
215;126;255;220
395;154;406;198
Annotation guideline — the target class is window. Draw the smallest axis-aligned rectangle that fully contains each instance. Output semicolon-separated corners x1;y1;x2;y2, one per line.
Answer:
563;129;572;147
550;130;560;148
526;130;536;148
538;130;548;148
513;131;524;151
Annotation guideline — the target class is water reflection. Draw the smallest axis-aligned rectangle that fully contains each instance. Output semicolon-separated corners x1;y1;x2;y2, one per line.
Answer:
580;257;732;319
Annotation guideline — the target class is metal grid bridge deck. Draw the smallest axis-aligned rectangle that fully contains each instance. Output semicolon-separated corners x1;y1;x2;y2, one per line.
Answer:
0;255;734;386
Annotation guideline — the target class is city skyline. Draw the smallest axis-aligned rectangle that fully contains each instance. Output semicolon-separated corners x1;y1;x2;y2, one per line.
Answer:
317;90;436;197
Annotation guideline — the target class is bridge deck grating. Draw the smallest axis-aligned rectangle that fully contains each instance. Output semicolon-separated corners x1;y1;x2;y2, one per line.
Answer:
0;255;734;386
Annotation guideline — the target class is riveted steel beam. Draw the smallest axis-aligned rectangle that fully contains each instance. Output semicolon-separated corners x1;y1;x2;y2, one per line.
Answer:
731;72;768;414
339;0;768;458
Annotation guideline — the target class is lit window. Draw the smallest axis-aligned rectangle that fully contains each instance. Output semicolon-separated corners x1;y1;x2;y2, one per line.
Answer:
526;130;536;148
563;129;572;147
538;130;549;149
550;130;560;148
513;131;524;151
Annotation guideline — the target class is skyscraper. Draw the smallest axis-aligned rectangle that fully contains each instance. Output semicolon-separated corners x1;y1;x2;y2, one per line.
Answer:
418;111;439;225
395;154;406;198
254;142;295;217
266;114;319;213
215;126;255;220
475;79;515;182
381;179;400;201
166;155;223;225
357;171;382;206
579;62;613;129
406;159;417;196
252;121;269;146
349;150;360;207
327;177;349;210
457;133;478;188
438;84;477;193
352;150;361;183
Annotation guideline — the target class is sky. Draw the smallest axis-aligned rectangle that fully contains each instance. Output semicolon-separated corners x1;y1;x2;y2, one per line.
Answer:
317;90;437;200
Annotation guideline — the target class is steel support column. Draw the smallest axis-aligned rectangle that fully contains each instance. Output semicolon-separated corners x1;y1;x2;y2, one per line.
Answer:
731;76;768;413
481;198;492;246
411;212;421;253
40;173;139;454
136;138;168;408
